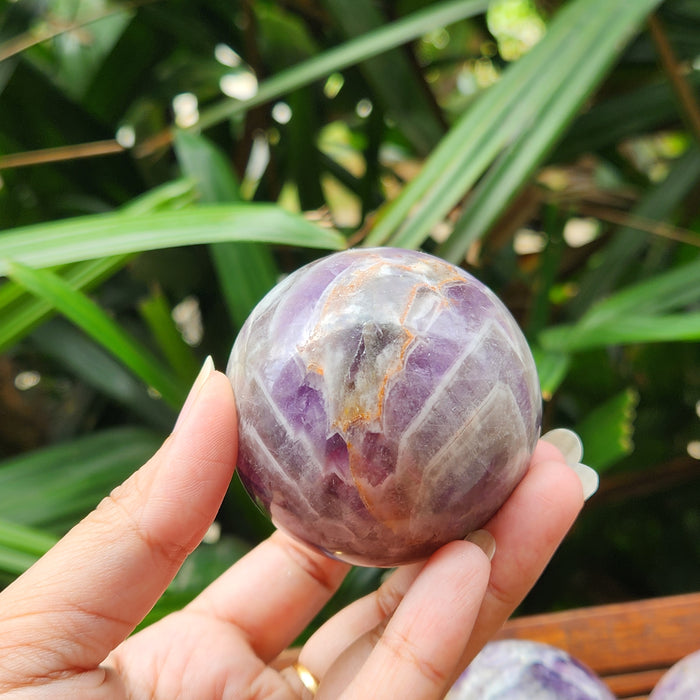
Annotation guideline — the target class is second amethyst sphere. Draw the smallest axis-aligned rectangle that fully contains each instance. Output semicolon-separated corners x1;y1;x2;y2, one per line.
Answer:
227;248;542;566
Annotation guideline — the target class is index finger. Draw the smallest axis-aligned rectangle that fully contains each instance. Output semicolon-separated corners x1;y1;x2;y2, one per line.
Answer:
0;365;238;680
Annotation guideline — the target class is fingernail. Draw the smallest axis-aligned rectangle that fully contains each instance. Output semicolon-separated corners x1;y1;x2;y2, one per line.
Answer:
465;529;496;561
541;428;599;501
571;462;599;501
541;428;583;466
174;356;215;432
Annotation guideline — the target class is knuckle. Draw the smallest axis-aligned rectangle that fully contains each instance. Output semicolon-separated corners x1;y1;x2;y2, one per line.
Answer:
273;534;343;594
378;627;449;688
485;571;521;612
94;480;187;570
374;577;405;620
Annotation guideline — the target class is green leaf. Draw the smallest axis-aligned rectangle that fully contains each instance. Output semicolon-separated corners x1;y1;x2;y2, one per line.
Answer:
584;255;700;323
121;178;199;215
6;261;188;408
139;288;201;384
0;549;36;580
363;0;594;248
286;88;326;210
320;0;444;155
576;388;639;472
169;536;250;594
541;313;700;352
20;3;134;98
532;347;571;400
0;179;199;353
570;146;700;315
194;0;490;133
437;0;665;262
540;256;700;352
209;242;280;329
173;130;280;328
0;256;130;353
139;535;251;629
363;0;663;254
172;131;241;204
0;519;57;577
137;590;195;630
0;204;346;274
554;73;700;162
31;319;176;431
0;428;162;533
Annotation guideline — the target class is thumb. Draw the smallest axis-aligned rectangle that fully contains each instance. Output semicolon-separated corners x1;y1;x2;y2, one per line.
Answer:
0;359;237;682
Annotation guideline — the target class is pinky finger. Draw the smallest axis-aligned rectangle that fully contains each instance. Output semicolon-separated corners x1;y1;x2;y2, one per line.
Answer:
325;539;492;700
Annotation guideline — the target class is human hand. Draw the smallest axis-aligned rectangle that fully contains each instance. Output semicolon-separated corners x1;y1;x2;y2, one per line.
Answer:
0;359;592;699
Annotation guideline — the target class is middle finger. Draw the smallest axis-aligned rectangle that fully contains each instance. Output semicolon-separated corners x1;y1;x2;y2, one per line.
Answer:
297;531;495;682
324;539;493;700
186;530;350;662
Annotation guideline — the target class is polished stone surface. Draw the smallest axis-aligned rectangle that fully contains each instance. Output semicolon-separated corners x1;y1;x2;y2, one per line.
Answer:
227;248;541;566
446;640;615;699
650;649;700;699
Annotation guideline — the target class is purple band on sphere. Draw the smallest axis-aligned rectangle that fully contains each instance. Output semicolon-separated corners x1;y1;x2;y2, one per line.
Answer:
446;640;615;699
227;248;542;567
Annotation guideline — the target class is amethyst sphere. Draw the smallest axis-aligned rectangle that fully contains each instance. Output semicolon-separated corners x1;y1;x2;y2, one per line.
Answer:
446;640;615;699
650;649;700;699
227;247;541;566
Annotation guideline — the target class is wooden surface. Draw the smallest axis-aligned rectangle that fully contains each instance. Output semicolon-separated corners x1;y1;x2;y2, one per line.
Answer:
497;591;700;698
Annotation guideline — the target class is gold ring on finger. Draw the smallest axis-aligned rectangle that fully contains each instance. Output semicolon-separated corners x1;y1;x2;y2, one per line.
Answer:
292;662;319;696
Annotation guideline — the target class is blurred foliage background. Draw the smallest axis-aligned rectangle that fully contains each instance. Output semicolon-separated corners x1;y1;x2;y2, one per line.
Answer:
0;0;699;630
